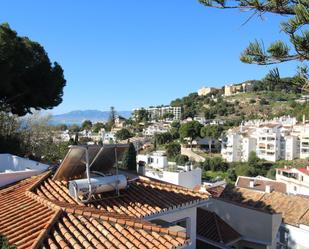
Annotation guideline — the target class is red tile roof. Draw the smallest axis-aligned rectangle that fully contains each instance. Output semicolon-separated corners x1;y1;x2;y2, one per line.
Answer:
205;185;225;198
235;176;286;194
197;208;240;245
32;175;207;218
0;171;209;248
298;167;309;176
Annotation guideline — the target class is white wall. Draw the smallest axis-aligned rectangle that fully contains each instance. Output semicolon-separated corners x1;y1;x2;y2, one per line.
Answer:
277;224;309;249
0;154;49;187
147;207;197;249
137;154;168;169
145;168;202;189
0;154;48;172
205;199;282;246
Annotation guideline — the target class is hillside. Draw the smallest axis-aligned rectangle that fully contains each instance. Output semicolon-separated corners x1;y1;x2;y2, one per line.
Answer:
170;76;308;124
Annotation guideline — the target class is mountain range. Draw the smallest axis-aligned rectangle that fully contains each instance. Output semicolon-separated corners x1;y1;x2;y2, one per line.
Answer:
50;110;131;125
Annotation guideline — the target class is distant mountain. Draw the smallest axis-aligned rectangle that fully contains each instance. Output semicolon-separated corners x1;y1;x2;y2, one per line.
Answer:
50;110;131;125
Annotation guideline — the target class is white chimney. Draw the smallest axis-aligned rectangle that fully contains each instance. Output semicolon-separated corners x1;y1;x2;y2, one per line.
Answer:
265;185;273;193
249;180;255;188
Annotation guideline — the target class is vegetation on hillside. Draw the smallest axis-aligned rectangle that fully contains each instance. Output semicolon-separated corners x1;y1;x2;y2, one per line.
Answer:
170;72;309;123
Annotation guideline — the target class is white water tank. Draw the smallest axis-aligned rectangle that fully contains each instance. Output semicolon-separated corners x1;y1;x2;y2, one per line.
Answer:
69;175;127;197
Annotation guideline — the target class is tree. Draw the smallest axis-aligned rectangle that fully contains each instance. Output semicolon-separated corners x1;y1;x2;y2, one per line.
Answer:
92;122;105;133
202;157;228;172
56;124;68;131
122;143;137;171
170;121;181;139
165;142;181;159
134;108;149;123
248;151;260;167
227;168;237;182
162;112;174;120
154;132;173;145
179;121;203;149
69;124;80;133
81;120;92;131
175;154;189;165
108;106;116;129
0;23;66;116
199;0;308;65
200;125;223;153
115;128;133;141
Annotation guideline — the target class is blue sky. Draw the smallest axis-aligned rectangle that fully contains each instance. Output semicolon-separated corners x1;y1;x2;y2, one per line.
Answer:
1;0;299;114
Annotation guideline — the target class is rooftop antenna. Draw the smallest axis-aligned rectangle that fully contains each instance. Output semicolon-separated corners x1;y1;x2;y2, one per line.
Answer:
114;137;120;196
101;129;106;144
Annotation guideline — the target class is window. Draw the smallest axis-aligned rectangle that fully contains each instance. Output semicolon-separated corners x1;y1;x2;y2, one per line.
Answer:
294;186;297;192
301;176;304;181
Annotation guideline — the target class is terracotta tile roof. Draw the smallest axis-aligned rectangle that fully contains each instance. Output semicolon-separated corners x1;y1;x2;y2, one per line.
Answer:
0;171;208;248
205;185;225;198
197;208;240;245
32;175;207;218
220;186;309;226
235;176;286;194
0;172;58;249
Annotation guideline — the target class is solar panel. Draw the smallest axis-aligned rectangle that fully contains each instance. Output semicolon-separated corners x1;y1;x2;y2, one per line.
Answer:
53;144;130;181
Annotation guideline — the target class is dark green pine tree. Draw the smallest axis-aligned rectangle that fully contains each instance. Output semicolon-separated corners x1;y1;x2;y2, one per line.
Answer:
0;23;66;116
122;143;137;171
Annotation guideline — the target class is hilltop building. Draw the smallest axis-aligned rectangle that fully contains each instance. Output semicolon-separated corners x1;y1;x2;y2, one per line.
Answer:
224;82;253;96
197;86;217;96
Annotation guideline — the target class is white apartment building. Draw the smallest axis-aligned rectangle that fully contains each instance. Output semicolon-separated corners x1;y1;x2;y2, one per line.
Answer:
255;124;281;162
222;116;301;162
276;167;309;196
222;132;242;162
134;106;182;121
295;123;309;159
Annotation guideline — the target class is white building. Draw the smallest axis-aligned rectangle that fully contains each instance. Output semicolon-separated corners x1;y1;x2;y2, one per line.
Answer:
222;116;301;162
143;123;170;136
137;151;168;169
197;86;216;96
137;151;202;189
297;123;309;159
276;167;309;196
134;106;182;121
222;132;256;162
255;124;282;162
